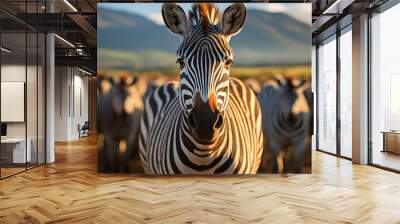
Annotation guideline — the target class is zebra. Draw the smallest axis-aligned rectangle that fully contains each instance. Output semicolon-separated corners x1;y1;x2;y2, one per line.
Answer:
244;78;262;95
138;3;263;174
258;77;312;173
97;73;147;173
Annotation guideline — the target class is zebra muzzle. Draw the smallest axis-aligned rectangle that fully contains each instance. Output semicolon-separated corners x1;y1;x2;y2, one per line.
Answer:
188;112;224;131
187;93;224;142
188;111;223;142
188;112;199;130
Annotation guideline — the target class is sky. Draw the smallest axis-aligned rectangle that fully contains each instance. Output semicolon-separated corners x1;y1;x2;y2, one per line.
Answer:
98;3;311;25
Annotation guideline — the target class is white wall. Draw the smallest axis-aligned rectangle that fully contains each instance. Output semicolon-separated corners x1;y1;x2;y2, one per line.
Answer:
55;67;69;141
54;67;89;141
1;65;26;81
1;82;25;122
71;73;89;138
1;65;26;137
1;65;32;138
1;63;46;164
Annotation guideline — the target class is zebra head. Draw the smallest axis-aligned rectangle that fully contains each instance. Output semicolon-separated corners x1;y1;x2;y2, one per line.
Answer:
162;3;246;142
276;78;310;124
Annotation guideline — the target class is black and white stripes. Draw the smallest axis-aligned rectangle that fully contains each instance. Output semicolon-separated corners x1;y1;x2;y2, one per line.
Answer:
258;77;311;173
138;3;263;174
177;23;232;115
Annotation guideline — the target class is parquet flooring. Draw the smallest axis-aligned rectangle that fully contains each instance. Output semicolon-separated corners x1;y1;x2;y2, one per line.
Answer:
1;136;400;223
1;167;26;178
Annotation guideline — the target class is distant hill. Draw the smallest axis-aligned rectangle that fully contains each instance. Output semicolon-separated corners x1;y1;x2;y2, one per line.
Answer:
98;7;311;71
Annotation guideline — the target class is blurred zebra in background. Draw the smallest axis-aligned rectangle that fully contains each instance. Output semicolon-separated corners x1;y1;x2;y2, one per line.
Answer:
138;3;263;174
244;78;262;94
97;73;150;173
258;77;312;173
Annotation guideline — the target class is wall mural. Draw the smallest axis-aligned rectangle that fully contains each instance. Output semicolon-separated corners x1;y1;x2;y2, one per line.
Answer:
97;2;312;174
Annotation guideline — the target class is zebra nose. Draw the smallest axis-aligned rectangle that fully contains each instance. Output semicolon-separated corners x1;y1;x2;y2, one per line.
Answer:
190;93;223;129
187;110;223;131
188;112;199;130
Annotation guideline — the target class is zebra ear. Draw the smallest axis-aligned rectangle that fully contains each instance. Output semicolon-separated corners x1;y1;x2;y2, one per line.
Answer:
221;3;246;37
162;3;188;36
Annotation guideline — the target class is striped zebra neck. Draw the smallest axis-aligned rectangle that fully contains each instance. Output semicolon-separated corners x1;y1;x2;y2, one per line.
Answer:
180;111;228;155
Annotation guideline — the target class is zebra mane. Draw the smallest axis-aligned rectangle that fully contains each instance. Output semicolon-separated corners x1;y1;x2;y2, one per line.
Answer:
188;3;221;29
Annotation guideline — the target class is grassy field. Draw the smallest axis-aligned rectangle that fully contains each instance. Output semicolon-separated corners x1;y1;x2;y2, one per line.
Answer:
100;65;311;81
230;65;311;80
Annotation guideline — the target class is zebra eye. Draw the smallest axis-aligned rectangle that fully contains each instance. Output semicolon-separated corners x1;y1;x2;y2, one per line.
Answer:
224;59;233;68
176;58;185;69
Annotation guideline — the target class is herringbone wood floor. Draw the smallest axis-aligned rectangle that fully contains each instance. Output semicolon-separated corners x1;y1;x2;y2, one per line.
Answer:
0;136;400;224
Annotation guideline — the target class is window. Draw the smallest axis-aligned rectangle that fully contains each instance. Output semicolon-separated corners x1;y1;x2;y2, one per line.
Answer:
312;46;317;150
0;1;46;179
339;28;352;158
317;36;337;154
370;3;400;171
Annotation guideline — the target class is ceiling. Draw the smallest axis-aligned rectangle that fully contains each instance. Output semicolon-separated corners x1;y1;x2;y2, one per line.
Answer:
311;0;390;43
